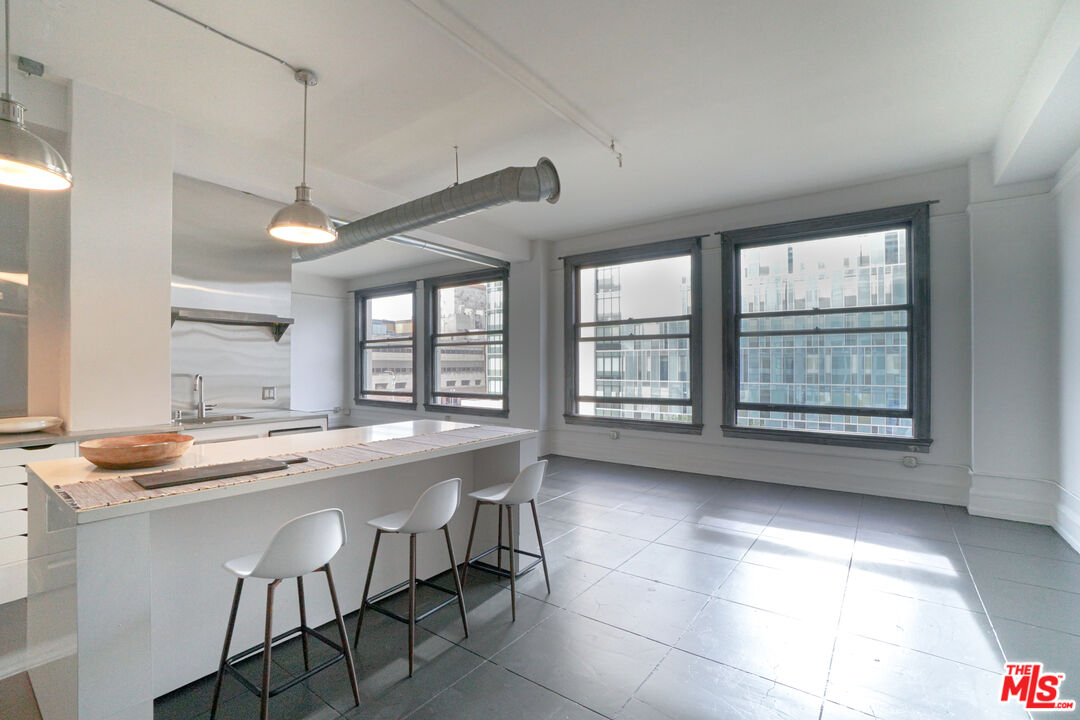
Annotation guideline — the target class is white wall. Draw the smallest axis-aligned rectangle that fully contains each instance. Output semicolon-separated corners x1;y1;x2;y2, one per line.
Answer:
65;83;174;430
543;166;974;504
290;272;349;426
1056;151;1080;548
967;156;1060;523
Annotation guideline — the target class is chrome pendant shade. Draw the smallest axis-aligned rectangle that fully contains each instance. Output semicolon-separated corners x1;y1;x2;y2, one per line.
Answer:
267;69;335;245
0;0;71;191
268;183;337;244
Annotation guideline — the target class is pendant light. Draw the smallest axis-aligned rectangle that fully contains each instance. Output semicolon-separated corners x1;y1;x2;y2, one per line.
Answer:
267;69;336;244
0;0;71;190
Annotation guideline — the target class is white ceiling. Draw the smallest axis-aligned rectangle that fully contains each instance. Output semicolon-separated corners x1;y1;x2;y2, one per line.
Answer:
13;0;1064;242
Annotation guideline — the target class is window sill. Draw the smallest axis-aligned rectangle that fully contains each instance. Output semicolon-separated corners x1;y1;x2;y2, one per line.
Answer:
424;403;509;419
353;398;417;411
720;425;932;453
564;414;703;435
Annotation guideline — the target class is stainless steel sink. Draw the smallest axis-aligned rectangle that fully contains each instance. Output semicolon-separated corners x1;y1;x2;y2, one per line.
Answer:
183;415;253;425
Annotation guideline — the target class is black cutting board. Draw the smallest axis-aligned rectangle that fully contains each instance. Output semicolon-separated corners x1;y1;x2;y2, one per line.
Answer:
133;458;295;490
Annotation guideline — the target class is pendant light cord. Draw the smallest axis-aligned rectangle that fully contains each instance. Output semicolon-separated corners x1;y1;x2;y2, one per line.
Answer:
302;81;308;186
3;0;10;97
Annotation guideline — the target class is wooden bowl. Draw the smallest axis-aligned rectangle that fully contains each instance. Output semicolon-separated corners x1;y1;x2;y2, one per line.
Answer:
80;433;195;470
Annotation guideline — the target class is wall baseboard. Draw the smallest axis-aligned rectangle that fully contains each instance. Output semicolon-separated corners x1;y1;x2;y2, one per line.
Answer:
1054;491;1080;554
967;471;1058;526
547;429;969;505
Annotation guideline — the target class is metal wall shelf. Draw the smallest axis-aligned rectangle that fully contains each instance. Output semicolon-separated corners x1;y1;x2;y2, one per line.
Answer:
170;307;294;342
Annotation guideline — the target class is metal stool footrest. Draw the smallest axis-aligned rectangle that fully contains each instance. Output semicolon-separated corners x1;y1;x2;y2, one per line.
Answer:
467;544;544;579
365;576;462;625
224;624;345;699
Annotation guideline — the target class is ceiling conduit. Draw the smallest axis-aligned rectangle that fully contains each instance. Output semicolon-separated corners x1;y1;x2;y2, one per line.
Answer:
293;157;559;262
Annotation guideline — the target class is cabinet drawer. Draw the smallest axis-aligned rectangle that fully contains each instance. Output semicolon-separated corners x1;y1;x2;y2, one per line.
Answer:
0;465;25;486
0;534;26;565
0;442;76;468
0;484;27;513
0;509;27;539
0;559;26;604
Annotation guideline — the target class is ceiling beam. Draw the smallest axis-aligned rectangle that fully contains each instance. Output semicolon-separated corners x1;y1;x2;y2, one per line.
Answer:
993;0;1080;184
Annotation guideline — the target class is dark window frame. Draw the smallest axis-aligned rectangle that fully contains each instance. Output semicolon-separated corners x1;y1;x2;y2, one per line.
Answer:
353;281;419;409
563;236;704;435
720;202;932;452
424;268;510;418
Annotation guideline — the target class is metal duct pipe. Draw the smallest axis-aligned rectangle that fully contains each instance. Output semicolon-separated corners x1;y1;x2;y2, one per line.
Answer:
293;157;559;262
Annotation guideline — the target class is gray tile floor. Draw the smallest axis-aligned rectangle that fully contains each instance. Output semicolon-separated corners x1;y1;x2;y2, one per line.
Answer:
145;455;1080;719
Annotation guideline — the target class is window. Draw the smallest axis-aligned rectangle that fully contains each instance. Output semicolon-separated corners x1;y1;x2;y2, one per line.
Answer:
354;283;416;407
426;269;509;416
564;237;702;433
720;203;931;451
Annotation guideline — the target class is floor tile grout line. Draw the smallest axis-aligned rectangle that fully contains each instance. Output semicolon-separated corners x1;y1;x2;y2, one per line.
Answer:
816;534;856;713
983;613;1080;641
954;537;1080;564
497;664;618;719
946;522;1035;720
652;641;829;704
984;573;1080;599
398;657;494;720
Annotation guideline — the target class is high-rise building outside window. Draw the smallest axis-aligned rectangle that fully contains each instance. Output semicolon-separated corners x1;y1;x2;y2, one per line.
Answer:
720;203;931;451
564;237;702;434
354;283;417;406
426;269;509;416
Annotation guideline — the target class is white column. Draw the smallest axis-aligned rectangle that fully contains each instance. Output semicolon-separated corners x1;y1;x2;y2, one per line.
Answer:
65;82;173;430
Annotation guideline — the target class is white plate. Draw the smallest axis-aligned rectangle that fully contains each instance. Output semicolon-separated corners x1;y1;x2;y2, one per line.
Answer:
0;416;64;434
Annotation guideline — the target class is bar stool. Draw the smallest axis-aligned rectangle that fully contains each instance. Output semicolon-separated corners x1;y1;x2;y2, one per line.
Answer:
461;460;550;620
209;508;360;720
352;477;469;677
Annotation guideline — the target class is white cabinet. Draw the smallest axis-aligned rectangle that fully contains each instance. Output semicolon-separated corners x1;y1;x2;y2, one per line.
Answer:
0;442;76;604
185;417;327;445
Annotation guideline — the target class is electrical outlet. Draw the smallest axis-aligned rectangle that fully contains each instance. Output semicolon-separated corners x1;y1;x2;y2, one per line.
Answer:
261;386;276;401
609;430;620;440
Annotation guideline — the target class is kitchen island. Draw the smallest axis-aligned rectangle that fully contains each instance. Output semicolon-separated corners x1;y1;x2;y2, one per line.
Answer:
24;420;537;720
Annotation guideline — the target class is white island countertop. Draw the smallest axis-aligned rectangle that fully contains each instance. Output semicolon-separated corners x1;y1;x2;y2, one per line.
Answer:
29;420;535;523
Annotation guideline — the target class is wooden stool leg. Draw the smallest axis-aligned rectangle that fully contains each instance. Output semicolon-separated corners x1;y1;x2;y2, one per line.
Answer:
324;564;362;708
530;500;551;594
209;578;244;720
497;507;504;571
506;505;516;621
297;576;310;672
353;529;381;649
443;525;469;637
260;579;281;720
408;533;417;677
461;501;481;587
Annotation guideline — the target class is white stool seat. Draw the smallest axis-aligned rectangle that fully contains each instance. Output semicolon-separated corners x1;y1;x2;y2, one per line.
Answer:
222;552;261;578
221;508;348;580
367;509;412;532
467;482;513;503
384;477;461;534
469;460;547;506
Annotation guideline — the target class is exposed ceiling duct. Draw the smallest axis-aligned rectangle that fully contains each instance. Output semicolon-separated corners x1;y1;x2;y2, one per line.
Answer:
293;157;560;263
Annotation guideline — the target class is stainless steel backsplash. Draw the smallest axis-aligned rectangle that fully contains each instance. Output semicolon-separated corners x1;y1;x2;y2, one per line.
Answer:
171;321;290;412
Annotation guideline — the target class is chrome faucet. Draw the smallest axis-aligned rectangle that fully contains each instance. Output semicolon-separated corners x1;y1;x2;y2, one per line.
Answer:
193;374;213;420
